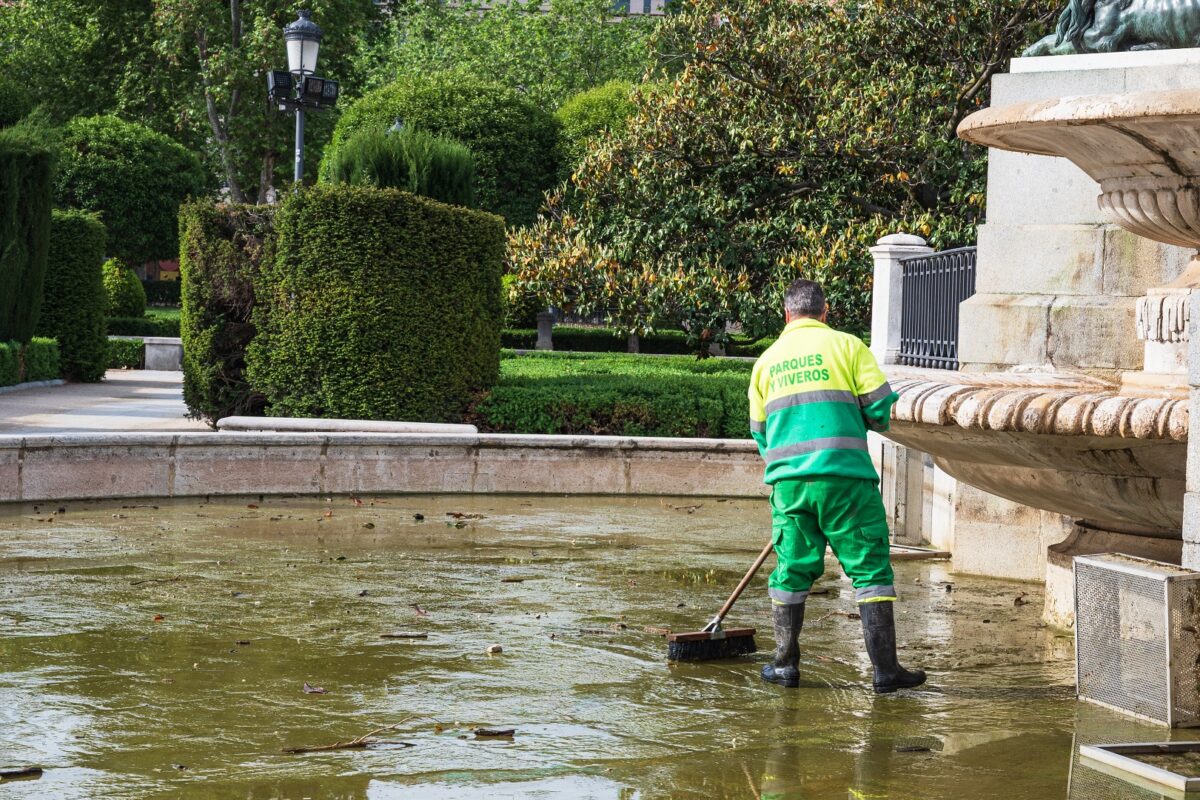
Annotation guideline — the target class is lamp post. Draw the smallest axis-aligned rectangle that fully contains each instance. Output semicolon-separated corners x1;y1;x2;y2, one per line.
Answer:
268;10;339;187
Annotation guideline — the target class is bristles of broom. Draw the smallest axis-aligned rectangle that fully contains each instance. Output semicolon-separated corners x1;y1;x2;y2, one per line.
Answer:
667;632;756;662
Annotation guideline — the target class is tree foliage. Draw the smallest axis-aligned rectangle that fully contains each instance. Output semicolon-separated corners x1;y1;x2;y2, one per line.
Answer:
509;0;1058;346
102;259;147;319
323;72;559;226
555;80;637;179
153;0;374;202
56;115;208;266
355;0;657;108
324;126;475;208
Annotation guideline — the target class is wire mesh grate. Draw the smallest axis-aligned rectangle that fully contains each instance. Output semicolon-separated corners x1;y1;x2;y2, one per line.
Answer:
1075;554;1200;727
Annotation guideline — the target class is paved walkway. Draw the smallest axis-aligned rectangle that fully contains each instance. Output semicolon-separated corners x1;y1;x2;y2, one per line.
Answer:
0;371;207;435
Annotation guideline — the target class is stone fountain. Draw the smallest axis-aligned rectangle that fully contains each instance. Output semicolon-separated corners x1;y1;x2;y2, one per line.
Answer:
878;51;1200;620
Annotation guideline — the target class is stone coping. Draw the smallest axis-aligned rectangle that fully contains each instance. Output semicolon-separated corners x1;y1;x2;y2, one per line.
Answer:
889;371;1187;442
216;416;478;434
0;431;766;504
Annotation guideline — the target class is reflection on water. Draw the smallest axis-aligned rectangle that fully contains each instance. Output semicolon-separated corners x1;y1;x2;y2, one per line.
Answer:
0;494;1184;798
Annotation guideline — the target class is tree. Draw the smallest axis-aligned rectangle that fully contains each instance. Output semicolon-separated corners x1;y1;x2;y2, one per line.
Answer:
0;1;188;140
354;0;657;108
153;0;374;203
323;72;559;226
509;0;1058;347
555;80;637;179
55;116;209;266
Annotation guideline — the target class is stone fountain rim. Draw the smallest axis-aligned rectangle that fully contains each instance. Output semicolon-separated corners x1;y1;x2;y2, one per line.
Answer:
957;89;1200;154
886;367;1188;442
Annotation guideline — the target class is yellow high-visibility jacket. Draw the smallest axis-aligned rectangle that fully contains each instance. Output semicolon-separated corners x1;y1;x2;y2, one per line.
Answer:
748;318;897;484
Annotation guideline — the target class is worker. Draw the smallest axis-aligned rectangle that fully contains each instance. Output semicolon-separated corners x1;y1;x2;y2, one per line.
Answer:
748;278;925;693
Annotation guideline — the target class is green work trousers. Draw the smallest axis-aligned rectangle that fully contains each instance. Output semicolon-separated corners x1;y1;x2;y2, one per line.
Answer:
767;476;896;605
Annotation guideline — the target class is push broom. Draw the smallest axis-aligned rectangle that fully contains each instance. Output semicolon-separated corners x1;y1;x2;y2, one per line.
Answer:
667;539;774;662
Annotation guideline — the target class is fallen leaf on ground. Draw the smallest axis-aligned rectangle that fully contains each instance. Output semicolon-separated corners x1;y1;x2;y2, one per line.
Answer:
303;682;327;694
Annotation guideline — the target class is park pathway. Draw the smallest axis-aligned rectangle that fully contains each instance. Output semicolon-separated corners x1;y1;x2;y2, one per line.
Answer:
0;371;206;434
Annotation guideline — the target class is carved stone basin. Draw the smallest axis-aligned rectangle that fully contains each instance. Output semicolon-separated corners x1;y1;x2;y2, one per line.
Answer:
959;90;1200;266
885;367;1187;535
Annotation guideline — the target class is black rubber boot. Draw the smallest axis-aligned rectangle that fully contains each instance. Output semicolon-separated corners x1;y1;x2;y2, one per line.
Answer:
760;602;804;688
859;601;925;694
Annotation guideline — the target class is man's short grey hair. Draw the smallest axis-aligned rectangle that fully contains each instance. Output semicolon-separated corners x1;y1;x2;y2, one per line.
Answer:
784;279;826;318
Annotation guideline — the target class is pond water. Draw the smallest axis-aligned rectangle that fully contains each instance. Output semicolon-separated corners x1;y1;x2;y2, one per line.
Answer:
0;494;1191;799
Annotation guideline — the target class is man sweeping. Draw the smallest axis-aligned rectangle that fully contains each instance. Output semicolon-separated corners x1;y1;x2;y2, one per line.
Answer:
748;279;925;693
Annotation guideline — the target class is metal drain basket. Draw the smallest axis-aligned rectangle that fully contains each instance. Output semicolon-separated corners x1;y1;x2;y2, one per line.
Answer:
1074;554;1200;727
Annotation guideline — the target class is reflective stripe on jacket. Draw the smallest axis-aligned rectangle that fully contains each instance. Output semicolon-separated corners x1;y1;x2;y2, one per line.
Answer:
748;318;897;484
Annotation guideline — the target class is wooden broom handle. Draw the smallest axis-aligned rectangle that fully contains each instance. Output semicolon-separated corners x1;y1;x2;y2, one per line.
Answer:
713;539;775;624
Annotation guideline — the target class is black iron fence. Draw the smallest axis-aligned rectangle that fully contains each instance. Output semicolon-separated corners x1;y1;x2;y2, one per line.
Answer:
898;246;976;370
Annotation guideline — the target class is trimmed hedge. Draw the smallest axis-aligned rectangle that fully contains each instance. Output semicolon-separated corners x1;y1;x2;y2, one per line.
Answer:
497;325;777;356
322;72;559;226
55;115;208;266
107;338;144;370
324;127;475;208
36;210;109;381
247;185;505;422
102;259;147;319
143;280;181;306
0;338;60;387
106;316;180;337
179;201;274;425
470;351;753;438
0;123;54;343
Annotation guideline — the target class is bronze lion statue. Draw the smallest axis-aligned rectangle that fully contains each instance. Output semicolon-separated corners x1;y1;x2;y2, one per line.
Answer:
1025;0;1200;55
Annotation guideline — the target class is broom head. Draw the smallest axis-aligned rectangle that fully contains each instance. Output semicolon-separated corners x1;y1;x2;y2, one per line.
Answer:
666;627;756;662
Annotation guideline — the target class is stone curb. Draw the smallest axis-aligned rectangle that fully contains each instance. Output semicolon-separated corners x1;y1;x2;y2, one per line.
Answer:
0;431;766;504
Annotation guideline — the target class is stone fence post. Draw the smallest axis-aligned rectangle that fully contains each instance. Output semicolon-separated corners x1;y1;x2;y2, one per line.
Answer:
868;233;933;365
535;311;554;351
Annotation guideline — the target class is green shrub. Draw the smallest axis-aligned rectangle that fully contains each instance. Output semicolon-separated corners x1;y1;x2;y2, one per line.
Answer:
324;126;475;208
179;201;274;425
106;315;178;337
0;342;16;386
471;351;753;438
555;80;636;179
321;72;559;226
502;274;542;329
0;338;61;386
36;210;108;381
143;280;181;306
0;121;54;343
247;185;506;422
23;337;60;381
102;259;147;319
55;115;208;266
500;328;538;349
106;338;144;370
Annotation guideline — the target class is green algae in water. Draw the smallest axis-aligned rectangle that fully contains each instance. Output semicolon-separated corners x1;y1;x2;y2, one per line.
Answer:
0;493;1153;799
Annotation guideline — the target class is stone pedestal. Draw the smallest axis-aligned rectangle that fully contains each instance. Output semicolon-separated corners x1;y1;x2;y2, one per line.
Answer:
869;234;933;366
535;311;554;351
958;50;1200;376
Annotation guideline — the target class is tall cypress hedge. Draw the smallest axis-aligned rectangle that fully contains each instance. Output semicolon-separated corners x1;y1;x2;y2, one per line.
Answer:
179;201;274;426
36;211;108;382
0;126;53;344
247;185;505;422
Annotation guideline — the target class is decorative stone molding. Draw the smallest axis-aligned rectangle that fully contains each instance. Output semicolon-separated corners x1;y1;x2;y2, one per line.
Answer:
1137;290;1192;344
890;372;1188;442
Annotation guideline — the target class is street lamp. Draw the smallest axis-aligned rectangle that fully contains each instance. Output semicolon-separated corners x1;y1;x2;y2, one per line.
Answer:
268;10;339;187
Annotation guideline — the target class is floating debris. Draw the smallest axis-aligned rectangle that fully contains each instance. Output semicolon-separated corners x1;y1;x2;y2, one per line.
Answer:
380;632;428;640
303;682;327;695
474;728;515;738
486;644;503;654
